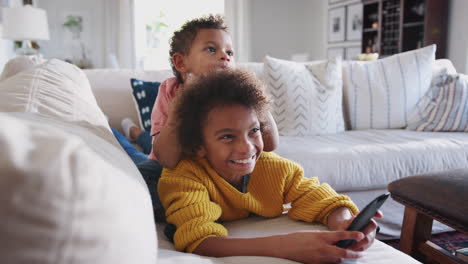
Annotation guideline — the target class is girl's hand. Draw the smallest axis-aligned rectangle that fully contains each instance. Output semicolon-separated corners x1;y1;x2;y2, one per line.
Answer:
336;210;383;251
278;231;364;264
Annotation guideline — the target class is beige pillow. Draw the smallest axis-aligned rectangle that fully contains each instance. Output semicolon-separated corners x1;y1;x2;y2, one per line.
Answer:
0;55;46;81
263;56;345;136
0;59;108;130
0;112;157;264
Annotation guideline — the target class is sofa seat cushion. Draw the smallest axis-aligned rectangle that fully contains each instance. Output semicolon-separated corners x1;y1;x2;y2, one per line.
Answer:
275;129;468;192
155;215;420;264
0;112;157;264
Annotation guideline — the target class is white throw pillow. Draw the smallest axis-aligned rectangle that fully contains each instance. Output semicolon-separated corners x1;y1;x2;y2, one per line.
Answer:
0;59;108;130
0;55;46;81
342;45;436;130
0;112;157;264
407;73;468;131
263;56;344;136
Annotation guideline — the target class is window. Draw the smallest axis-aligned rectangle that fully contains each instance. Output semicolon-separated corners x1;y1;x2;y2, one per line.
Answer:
134;0;224;70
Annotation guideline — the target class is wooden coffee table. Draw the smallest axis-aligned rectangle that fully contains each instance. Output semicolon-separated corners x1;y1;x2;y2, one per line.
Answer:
388;169;468;264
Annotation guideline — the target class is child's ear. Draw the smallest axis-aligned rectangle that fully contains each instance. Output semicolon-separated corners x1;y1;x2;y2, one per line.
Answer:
172;53;187;73
195;145;207;157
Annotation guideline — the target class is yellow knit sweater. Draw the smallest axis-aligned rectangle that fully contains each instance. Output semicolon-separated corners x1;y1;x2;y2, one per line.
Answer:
158;152;359;253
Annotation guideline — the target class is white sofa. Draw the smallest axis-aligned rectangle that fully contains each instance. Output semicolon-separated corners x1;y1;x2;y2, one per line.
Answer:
85;56;468;241
1;53;462;263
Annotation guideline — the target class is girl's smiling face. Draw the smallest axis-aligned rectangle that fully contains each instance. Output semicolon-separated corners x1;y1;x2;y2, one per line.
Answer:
197;104;263;186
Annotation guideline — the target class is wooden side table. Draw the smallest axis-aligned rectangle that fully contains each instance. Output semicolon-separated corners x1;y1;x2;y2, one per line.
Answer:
388;169;468;264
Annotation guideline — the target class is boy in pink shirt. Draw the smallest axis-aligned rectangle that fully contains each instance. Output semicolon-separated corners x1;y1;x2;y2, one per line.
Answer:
131;14;279;223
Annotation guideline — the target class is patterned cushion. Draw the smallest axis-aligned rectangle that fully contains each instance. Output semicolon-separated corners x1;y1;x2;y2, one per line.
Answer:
130;78;160;131
407;73;468;132
263;56;344;136
342;45;436;130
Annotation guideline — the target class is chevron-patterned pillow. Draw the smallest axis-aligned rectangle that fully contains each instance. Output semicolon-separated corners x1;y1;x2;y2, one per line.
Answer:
263;56;345;136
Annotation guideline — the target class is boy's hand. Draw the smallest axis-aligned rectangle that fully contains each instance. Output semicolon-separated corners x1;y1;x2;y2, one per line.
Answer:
277;231;364;264
335;210;383;251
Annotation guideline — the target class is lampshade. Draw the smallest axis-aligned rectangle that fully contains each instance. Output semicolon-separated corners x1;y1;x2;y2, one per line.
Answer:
2;5;50;41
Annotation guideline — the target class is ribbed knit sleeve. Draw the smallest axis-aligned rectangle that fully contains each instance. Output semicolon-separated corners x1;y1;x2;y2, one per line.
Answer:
283;165;359;225
158;162;228;253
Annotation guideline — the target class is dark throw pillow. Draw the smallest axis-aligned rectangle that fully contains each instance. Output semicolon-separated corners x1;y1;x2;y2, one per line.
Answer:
130;78;161;131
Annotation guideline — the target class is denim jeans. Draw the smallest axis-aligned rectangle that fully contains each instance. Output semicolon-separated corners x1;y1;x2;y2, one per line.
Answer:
137;159;165;223
112;128;151;164
112;128;165;222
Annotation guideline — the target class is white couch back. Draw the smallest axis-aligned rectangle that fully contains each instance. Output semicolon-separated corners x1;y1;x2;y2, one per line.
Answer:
85;59;456;132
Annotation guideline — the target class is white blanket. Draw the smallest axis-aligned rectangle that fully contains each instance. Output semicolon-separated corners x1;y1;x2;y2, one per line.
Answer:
275;129;468;192
156;215;420;263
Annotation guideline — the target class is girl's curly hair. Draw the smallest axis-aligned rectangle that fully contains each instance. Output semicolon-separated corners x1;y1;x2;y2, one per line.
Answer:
173;69;271;157
169;14;228;83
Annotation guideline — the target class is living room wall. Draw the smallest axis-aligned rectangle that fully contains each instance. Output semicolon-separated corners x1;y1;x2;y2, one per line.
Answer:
0;0;467;72
448;0;468;74
248;0;327;62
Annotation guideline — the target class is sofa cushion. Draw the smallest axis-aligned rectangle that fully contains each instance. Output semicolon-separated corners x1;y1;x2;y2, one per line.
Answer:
0;59;108;129
263;56;344;136
0;55;46;81
342;45;436;130
0;113;157;264
84;69;173;133
275;129;468;192
130;78;161;131
407;73;468;132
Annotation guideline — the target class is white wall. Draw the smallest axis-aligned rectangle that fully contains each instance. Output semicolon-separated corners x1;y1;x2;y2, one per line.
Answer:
249;0;327;62
448;0;468;74
37;0;106;68
0;0;28;70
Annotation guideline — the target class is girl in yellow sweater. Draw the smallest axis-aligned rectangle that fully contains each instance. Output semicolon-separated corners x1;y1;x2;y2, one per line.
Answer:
158;69;382;263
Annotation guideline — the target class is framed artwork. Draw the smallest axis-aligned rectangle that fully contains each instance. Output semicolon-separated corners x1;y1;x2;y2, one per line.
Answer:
345;46;362;60
346;3;363;41
328;7;346;43
327;47;345;59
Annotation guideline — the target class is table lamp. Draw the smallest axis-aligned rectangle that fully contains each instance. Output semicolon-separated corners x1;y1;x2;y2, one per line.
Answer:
1;5;50;56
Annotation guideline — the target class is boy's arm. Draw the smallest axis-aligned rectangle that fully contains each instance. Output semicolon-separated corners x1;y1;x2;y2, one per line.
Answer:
261;111;279;152
152;117;182;169
150;80;182;169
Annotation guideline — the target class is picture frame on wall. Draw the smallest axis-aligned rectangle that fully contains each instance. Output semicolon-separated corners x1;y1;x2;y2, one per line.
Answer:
327;47;345;59
346;3;363;41
345;46;362;60
328;7;346;43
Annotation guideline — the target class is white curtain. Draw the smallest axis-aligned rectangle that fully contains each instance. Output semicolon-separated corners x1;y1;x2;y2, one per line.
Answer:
224;0;251;63
103;0;135;68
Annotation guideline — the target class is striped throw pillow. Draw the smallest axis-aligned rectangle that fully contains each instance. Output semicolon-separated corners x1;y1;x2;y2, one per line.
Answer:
407;74;468;132
342;45;436;130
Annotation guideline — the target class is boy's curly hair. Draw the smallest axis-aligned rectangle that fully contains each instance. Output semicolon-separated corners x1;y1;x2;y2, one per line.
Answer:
173;69;271;157
169;14;228;83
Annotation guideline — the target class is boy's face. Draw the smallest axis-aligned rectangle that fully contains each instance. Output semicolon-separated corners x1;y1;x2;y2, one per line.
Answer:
197;104;263;186
176;28;235;80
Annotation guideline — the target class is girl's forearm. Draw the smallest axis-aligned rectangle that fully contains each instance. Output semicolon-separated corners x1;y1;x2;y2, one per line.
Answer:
327;207;354;231
193;235;286;259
